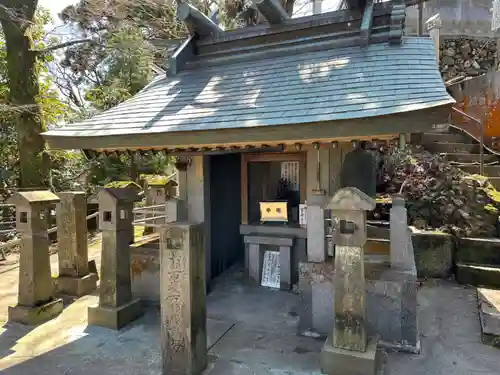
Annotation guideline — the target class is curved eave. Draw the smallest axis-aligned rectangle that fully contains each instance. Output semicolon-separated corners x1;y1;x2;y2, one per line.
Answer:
44;104;454;151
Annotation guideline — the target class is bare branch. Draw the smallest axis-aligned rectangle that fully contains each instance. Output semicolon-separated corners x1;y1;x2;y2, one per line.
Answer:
31;38;98;53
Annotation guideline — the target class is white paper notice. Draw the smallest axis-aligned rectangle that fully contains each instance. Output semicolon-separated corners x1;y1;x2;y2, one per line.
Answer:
261;251;280;289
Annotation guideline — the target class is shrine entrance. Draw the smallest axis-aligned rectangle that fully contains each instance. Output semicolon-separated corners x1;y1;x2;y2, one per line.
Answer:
209;153;243;282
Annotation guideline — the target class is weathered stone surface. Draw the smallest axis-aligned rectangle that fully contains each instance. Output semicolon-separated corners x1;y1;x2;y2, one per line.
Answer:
88;188;143;330
456;263;500;288
457;238;500;266
88;299;142;330
390;197;414;271
7;190;63;325
160;222;207;375
298;261;419;353
321;336;380;375
412;232;454;278
57;192;89;277
333;245;367;352
56;192;97;297
8;298;64;325
307;204;327;262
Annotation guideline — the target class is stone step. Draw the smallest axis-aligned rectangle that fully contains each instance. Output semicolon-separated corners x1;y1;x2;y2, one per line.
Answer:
456;263;500;288
460;165;500;177
477;288;500;347
421;132;471;144
365;238;390;255
457;238;500;266
425;142;479;154
444;153;498;164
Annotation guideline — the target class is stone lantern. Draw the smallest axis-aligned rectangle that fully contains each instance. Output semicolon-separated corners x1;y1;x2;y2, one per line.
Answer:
7;191;64;324
321;187;379;375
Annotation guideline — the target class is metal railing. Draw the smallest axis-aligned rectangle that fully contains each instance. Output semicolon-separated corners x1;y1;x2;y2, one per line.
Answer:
132;204;168;228
0;211;99;260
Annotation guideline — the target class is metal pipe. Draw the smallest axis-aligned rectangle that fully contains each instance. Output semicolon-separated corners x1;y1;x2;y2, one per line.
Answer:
451;107;485;176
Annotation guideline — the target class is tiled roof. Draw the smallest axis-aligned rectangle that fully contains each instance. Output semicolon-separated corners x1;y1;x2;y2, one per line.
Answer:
44;37;453;142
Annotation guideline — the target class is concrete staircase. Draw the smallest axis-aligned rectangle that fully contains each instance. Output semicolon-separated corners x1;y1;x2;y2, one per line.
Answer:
455;238;500;347
420;125;500;189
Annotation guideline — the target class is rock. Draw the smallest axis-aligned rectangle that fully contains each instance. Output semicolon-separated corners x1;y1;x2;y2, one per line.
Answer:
445;47;456;57
461;43;472;57
442;55;455;66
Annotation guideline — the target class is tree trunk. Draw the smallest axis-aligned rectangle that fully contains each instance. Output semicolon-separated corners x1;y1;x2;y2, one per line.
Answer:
0;0;50;190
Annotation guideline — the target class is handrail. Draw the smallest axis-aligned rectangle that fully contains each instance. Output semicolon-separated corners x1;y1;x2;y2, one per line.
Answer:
0;211;100;257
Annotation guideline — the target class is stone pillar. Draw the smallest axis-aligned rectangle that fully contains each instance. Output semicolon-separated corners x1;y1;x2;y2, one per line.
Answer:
88;188;142;330
7;191;64;325
56;192;98;296
160;222;207;375
321;187;379;375
307;199;328;262
390;196;414;271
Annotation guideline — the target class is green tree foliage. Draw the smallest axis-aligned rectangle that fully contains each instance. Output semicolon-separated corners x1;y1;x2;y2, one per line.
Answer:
0;6;79;198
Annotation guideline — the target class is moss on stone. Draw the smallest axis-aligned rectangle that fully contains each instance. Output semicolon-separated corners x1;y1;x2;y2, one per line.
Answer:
140;174;174;186
105;180;141;190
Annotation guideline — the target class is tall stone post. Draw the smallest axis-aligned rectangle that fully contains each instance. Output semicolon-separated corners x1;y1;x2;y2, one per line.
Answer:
88;188;142;330
321;187;379;375
307;194;328;262
160;222;207;375
390;196;414;271
56;191;98;296
7;191;64;325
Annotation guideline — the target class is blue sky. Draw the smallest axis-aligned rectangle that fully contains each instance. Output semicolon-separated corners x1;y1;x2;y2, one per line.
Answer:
39;0;75;23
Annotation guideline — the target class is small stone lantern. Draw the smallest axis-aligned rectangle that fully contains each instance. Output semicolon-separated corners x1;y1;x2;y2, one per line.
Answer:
7;191;64;324
321;187;379;375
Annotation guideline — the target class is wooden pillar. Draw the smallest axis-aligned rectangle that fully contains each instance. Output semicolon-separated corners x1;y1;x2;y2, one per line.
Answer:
7;191;63;325
160;222;207;375
56;191;97;296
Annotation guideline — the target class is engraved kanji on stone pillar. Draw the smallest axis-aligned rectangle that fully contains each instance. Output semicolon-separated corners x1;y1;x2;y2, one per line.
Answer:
160;222;207;375
88;187;142;330
7;191;64;325
56;191;98;296
320;187;379;375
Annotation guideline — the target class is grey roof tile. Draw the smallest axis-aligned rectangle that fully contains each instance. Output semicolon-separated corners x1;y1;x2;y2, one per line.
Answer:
44;37;454;139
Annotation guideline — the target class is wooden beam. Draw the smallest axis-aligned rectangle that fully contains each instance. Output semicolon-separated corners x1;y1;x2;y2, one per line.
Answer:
360;0;374;46
177;3;223;40
389;0;406;45
254;0;290;25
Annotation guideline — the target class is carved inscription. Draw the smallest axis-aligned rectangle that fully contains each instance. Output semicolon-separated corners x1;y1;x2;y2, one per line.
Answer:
163;226;188;366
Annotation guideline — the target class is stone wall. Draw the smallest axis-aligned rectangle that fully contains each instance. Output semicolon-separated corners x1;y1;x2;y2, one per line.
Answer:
440;38;499;82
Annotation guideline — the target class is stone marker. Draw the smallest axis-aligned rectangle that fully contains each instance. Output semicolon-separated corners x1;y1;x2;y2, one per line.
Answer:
321;187;380;375
307;194;328;262
56;191;98;296
390;195;414;271
7;191;64;325
160;222;207;375
88;188;142;330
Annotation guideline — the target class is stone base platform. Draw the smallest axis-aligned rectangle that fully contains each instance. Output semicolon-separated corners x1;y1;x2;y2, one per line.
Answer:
56;273;98;297
478;288;500;348
298;260;419;353
8;298;64;325
320;336;381;375
88;298;143;330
